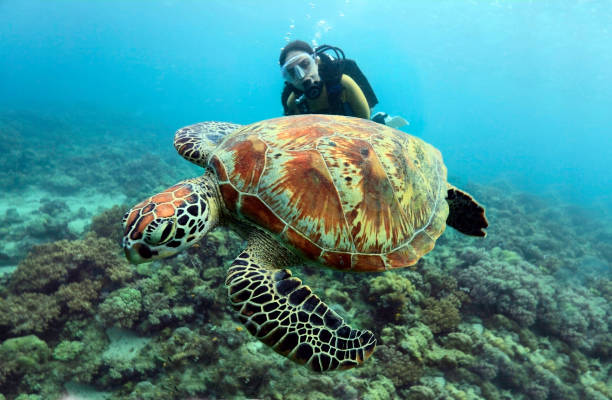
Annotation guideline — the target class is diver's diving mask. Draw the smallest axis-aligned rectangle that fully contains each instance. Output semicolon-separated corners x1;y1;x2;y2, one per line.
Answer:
281;53;316;84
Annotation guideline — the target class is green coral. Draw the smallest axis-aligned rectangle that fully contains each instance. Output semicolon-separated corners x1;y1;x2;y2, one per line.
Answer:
0;335;49;391
362;375;396;400
160;327;219;366
374;324;437;388
366;272;422;324
57;320;108;384
14;395;43;400
99;287;142;328
127;381;170;400
406;385;436;400
134;258;224;331
141;292;172;327
53;340;85;361
442;332;474;353
426;344;474;370
0;335;49;375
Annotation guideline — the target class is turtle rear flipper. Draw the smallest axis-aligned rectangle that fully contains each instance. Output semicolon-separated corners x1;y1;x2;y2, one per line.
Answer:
446;185;488;237
225;233;376;372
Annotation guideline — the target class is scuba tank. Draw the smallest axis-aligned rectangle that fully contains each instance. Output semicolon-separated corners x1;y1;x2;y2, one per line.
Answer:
315;45;378;109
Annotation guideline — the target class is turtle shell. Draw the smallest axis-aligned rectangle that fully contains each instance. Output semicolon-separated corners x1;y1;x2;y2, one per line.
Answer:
209;115;449;272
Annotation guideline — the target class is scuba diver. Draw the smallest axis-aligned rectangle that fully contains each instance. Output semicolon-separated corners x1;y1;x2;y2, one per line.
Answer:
279;40;408;128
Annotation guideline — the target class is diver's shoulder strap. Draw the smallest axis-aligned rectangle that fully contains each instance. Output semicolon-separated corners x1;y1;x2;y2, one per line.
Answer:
318;53;343;84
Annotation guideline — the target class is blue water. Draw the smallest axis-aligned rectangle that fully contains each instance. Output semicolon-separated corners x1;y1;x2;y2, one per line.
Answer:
1;0;611;207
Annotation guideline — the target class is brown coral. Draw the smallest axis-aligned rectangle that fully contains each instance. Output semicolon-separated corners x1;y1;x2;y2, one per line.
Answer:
56;280;103;314
89;204;128;245
365;272;420;324
0;293;61;335
9;234;132;294
374;345;424;387
420;294;463;334
1;234;133;338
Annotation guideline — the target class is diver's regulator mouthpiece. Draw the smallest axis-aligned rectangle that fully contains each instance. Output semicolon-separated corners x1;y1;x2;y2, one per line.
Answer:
303;79;323;99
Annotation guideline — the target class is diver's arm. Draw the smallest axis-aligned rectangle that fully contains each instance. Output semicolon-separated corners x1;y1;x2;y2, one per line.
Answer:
341;75;370;119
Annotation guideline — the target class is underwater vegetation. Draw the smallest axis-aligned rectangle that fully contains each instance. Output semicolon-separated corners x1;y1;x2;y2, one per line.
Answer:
0;112;610;399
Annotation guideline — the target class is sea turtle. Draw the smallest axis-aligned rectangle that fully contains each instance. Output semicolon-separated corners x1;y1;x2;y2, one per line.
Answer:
122;114;487;372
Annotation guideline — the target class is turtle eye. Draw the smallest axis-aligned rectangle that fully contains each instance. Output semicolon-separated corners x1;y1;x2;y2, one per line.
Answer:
144;219;176;245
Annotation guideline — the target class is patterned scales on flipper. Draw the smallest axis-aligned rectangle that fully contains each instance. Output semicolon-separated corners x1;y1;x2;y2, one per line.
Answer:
225;251;376;372
174;121;243;167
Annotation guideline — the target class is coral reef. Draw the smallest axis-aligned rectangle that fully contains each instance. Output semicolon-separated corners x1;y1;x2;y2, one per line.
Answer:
456;247;611;356
420;295;463;334
52;340;85;362
0;233;131;342
0;112;610;399
88;204;127;245
1;183;610;399
364;271;422;324
98;288;143;329
455;247;545;327
0;110;185;270
0;335;49;387
0;293;61;335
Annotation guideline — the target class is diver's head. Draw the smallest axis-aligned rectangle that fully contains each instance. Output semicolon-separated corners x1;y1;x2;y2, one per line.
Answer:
280;40;323;99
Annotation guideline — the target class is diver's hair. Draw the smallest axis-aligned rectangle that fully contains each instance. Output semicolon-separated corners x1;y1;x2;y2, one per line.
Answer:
279;40;314;65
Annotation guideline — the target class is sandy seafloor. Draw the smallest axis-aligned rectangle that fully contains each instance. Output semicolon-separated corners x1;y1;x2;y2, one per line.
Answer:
0;110;610;400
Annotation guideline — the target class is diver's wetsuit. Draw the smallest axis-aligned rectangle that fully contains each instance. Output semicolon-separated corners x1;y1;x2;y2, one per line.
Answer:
284;74;370;119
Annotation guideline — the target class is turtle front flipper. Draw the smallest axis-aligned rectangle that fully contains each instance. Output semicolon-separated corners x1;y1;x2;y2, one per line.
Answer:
225;234;376;372
174;121;242;167
446;185;488;237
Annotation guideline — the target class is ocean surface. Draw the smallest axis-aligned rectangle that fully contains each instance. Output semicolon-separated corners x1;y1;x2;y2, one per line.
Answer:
0;1;610;399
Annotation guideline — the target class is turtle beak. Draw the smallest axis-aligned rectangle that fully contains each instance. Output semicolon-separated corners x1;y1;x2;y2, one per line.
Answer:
123;239;153;264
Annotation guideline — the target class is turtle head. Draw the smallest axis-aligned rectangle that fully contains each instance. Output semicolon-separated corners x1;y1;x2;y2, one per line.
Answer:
122;175;220;264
